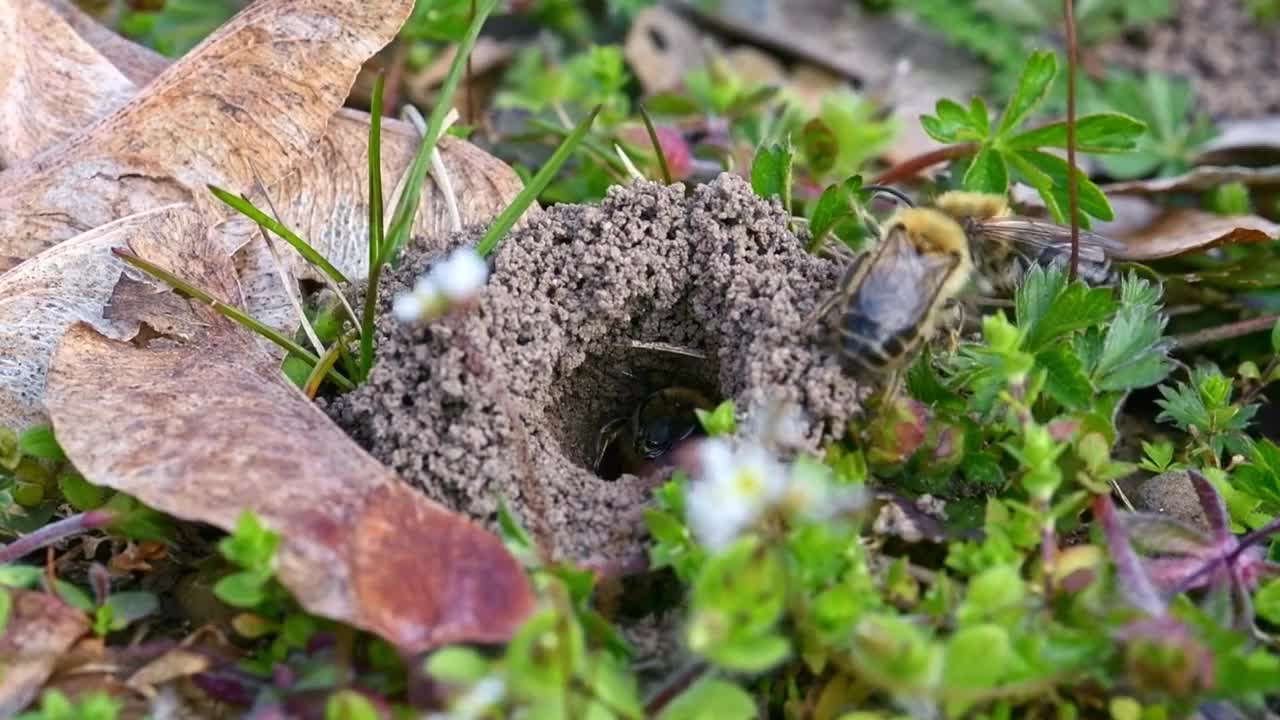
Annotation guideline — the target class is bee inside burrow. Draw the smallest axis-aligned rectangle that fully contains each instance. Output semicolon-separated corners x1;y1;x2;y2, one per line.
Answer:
594;385;716;481
808;187;1127;393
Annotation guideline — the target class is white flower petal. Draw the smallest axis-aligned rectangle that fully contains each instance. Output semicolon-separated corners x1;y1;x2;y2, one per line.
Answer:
434;246;489;301
392;293;424;323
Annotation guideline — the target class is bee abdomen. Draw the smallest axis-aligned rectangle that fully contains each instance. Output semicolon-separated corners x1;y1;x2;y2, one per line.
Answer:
835;313;916;375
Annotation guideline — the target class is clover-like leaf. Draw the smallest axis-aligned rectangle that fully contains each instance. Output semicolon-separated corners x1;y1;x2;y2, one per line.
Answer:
995;50;1057;138
963;147;1010;194
1005;113;1146;154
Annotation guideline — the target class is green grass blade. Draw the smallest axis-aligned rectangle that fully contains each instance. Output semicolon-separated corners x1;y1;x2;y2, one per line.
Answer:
208;185;350;285
476;105;601;258
638;104;672;185
382;0;498;265
112;248;355;392
368;74;386;276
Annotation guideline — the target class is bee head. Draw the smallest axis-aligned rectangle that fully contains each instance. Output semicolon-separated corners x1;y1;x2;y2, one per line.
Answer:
934;191;1011;221
884;207;971;260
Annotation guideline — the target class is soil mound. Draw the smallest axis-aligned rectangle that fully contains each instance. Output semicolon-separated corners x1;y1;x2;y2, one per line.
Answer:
326;174;861;566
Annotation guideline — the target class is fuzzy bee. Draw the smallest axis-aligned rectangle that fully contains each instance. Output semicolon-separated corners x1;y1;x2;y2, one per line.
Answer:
928;191;1124;296
808;199;974;385
594;386;715;479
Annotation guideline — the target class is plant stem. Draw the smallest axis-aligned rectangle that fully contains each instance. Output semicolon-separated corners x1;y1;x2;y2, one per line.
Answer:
1170;314;1280;350
113;249;355;391
871;143;978;187
0;510;116;564
1064;0;1080;281
304;332;354;399
644;662;708;716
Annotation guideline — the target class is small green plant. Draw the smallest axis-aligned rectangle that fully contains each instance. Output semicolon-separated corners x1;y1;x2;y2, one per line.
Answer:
919;50;1145;225
15;691;121;720
117;0;245;57
1085;70;1216;180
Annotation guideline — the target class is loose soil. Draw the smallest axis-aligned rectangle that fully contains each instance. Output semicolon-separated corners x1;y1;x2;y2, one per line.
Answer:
1096;0;1280;119
326;174;862;568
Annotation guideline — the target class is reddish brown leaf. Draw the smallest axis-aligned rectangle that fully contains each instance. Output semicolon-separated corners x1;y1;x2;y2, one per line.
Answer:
43;208;534;652
0;590;90;717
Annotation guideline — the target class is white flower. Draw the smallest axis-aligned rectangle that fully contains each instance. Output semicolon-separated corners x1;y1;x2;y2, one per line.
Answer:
434;246;489;302
392;246;487;325
685;439;787;550
425;676;505;720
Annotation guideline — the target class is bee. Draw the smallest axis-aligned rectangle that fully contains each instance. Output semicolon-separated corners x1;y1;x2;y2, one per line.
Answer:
594;387;715;480
808;200;974;384
928;191;1124;296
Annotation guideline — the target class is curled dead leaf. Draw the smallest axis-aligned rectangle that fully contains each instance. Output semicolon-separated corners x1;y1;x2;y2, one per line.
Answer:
1106;207;1279;261
0;0;414;264
0;591;90;717
44;207;534;652
1103;166;1280;196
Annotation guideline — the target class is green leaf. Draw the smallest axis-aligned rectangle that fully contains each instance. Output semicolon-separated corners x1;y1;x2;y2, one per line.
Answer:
218;511;279;574
1016;266;1116;352
0;428;19;471
808;176;864;250
1037;346;1093;410
694;400;736;437
102;591;158;629
996;50;1057;138
969;96;991;137
213;569;272;608
656;678;756;720
1257;577;1280;625
750;139;795;211
0;589;11;636
1271;317;1280;354
0;565;43;588
18;426;65;462
943;624;1010;689
703;632;791;674
425;646;492;684
962;147;1010;194
921;99;983;145
1005;113;1146;154
326;689;381;720
1012;149;1113;223
55;580;94;613
59;473;110;511
962;452;1006;490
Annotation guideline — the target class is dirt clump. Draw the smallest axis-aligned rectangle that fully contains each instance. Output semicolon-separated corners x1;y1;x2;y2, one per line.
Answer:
1095;0;1280;119
326;174;861;567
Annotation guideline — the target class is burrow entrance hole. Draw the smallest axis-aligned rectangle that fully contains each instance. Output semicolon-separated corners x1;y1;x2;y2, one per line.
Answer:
544;303;724;482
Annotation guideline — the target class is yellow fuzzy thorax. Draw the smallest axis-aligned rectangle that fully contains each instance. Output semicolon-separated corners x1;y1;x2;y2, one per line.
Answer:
933;191;1011;221
882;207;971;258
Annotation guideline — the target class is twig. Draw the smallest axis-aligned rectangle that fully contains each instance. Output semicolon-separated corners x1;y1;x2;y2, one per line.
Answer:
644;662;709;716
1170;314;1280;351
614;144;646;182
871;143;978;187
0;511;116;564
1064;0;1081;281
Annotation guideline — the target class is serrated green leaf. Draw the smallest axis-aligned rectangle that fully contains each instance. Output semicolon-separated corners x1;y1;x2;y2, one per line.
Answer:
1271;317;1280;354
1037;346;1093;410
214;570;271;608
695;400;736;437
962;452;1006;490
969;96;991;137
1012;149;1113;224
1005;113;1146;153
425;646;492;684
996;50;1057;138
921;99;983;144
1097;352;1173;392
962;147;1009;194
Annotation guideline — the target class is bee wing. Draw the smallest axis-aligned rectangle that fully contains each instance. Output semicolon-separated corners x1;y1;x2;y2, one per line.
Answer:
850;228;959;339
976;217;1123;264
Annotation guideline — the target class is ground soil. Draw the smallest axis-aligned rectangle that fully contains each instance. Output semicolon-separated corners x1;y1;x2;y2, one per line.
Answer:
1096;0;1280;119
325;174;862;569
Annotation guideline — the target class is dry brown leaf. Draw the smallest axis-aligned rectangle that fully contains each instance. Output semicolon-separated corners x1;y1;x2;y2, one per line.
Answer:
0;0;413;265
1194;115;1280;167
44;206;534;652
0;591;90;717
1108;207;1280;261
0;0;137;168
0;206;176;430
1103;166;1280;196
40;0;170;86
